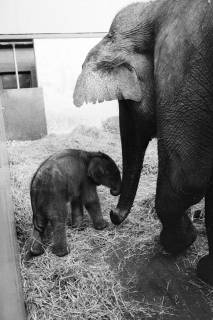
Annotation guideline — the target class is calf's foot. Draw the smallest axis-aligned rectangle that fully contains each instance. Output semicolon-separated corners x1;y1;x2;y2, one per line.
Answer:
30;240;45;256
93;219;108;230
72;220;84;229
52;244;70;257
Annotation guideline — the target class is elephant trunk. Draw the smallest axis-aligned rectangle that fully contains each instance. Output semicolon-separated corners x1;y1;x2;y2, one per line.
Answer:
110;100;154;225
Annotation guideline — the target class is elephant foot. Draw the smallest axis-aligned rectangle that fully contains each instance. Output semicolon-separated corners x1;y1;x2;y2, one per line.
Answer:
52;244;70;257
67;218;72;226
72;221;86;230
160;217;197;255
72;223;87;231
93;219;108;230
197;255;213;285
110;208;129;225
71;218;83;229
30;240;45;256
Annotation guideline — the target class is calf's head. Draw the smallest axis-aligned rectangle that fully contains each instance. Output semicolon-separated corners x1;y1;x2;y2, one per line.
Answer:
88;152;121;196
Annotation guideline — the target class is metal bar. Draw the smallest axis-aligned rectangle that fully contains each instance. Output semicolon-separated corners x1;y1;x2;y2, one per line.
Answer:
32;39;39;86
0;93;26;319
12;43;20;89
0;41;33;46
0;32;106;40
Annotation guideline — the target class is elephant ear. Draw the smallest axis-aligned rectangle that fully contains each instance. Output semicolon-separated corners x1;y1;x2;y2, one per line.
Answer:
87;157;105;185
73;64;142;107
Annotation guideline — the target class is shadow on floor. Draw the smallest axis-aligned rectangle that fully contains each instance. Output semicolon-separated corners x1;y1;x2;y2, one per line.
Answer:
107;239;212;320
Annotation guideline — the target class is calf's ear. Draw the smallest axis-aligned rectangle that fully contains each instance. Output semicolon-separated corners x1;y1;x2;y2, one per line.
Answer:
88;158;105;185
73;64;142;107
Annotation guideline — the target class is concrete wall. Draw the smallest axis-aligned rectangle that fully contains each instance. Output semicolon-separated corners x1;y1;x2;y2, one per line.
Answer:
1;88;47;140
34;38;119;133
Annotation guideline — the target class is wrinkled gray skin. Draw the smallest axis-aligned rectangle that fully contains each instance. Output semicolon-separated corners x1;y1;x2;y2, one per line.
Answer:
73;0;213;284
30;149;121;257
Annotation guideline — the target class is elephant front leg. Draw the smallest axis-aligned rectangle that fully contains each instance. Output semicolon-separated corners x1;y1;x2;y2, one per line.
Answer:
156;171;197;255
85;193;108;230
197;182;213;285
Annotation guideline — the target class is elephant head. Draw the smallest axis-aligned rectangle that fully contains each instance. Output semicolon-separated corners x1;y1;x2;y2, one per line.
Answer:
74;0;213;285
74;2;156;224
88;152;121;196
74;2;155;108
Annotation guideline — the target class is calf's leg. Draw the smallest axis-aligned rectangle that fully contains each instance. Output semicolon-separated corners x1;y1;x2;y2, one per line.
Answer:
49;200;69;256
30;212;48;256
71;199;84;228
85;192;107;230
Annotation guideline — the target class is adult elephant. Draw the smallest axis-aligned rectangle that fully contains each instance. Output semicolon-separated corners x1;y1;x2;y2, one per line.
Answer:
73;0;213;285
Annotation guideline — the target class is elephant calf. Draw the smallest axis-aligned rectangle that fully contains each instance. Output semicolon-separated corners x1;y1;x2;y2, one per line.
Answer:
29;149;121;257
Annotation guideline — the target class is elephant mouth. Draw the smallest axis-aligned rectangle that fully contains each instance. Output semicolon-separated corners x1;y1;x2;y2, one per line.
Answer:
73;64;142;107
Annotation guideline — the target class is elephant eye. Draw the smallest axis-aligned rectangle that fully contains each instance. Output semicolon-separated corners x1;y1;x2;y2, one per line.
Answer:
107;31;113;38
106;32;115;43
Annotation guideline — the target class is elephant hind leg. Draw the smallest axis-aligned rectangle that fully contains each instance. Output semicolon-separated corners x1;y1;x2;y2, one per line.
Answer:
30;212;48;256
168;150;208;203
197;181;213;285
156;171;197;255
49;200;69;257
